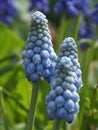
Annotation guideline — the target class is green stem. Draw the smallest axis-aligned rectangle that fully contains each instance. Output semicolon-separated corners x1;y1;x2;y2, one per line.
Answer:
26;82;39;130
0;87;9;130
74;14;82;42
52;118;61;130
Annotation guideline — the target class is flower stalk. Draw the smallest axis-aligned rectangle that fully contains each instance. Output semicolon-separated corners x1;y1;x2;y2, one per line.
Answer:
52;118;61;130
26;82;39;130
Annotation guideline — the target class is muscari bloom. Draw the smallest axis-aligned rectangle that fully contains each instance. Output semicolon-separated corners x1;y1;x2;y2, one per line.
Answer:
21;11;57;83
0;0;17;25
46;37;82;123
79;19;95;50
91;3;98;23
54;0;91;17
29;0;49;13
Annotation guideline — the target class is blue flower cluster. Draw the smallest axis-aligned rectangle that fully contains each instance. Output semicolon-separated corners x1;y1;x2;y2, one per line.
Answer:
29;0;49;13
53;0;98;51
79;20;95;40
0;0;17;24
91;3;98;23
54;0;91;17
21;11;57;83
79;20;95;50
46;37;82;123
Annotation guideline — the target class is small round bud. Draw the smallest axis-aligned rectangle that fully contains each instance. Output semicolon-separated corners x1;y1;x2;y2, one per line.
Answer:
65;112;74;123
48;101;56;112
65;99;74;112
21;50;27;58
30;73;40;82
72;91;80;102
32;54;41;65
26;50;34;58
42;58;51;68
43;69;50;78
49;90;56;100
46;95;51;103
55;86;63;95
57;108;67;119
74;102;80;113
55;96;65;107
23;58;30;67
26;63;35;74
63;90;72;99
41;50;49;58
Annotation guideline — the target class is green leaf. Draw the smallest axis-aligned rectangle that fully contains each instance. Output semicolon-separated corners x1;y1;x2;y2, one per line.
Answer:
0;23;25;86
0;23;24;59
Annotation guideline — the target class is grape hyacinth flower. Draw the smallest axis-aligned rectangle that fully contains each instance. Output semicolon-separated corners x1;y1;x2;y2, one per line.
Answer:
54;0;91;17
79;20;95;50
91;3;98;23
21;11;57;83
0;0;17;25
29;0;49;13
46;37;82;123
